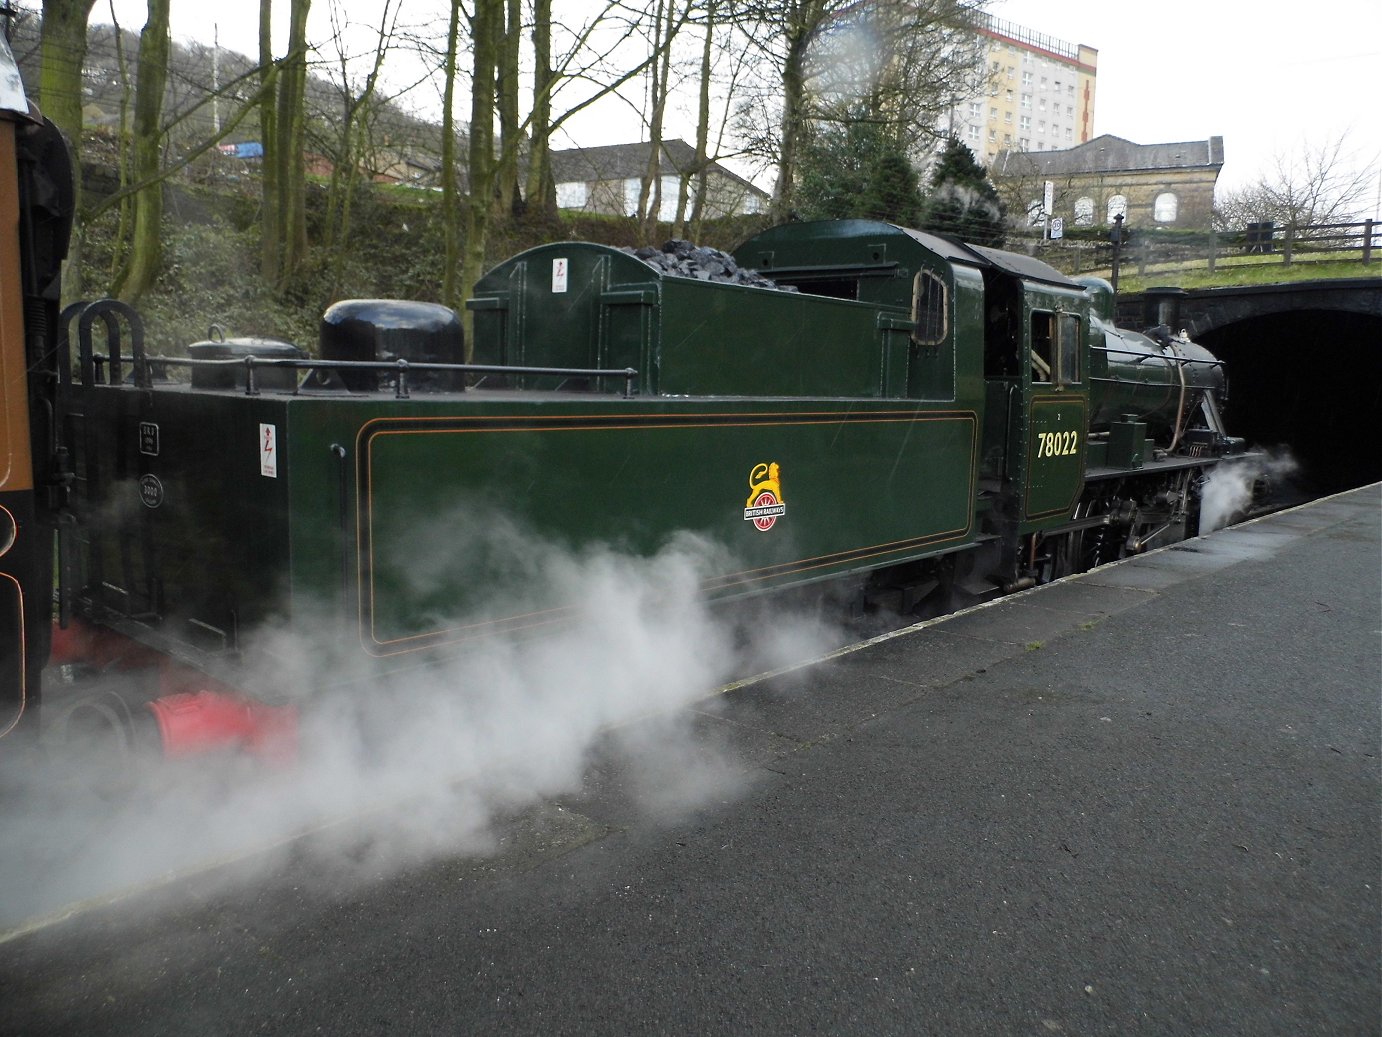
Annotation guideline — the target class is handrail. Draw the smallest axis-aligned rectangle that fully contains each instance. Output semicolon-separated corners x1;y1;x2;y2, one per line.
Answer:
1090;345;1224;368
84;352;641;400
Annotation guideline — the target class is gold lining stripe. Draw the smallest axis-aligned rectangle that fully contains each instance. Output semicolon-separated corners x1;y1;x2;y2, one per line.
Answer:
0;572;25;738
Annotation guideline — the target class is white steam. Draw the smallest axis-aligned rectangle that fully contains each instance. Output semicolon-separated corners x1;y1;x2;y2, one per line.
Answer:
1199;448;1300;532
1;521;846;933
930;181;1004;222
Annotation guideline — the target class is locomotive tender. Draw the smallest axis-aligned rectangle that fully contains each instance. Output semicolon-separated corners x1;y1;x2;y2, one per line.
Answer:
0;38;1241;756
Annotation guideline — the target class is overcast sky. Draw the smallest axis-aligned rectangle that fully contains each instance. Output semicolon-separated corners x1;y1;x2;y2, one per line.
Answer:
92;0;1381;198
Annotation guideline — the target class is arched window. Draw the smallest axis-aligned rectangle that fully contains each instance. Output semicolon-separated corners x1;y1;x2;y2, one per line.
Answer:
911;270;947;345
1106;194;1127;222
1154;192;1179;223
1074;197;1094;225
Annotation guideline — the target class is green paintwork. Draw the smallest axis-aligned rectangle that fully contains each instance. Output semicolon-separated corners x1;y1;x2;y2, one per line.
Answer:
350;399;977;653
69;383;978;680
1025;396;1088;520
1012;283;1093;532
1105;419;1148;469
469;240;922;399
1088;316;1224;434
66;219;1225;689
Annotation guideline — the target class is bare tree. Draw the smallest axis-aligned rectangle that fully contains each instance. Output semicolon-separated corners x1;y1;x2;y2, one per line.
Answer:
108;0;168;302
458;0;501;358
318;0;404;295
38;0;98;139
494;0;522;215
681;1;763;237
758;0;829;221
810;0;988;152
444;0;677;338
37;0;98;301
732;0;988;221
1216;135;1380;234
637;0;691;241
259;0;279;284
103;10;134;281
524;0;557;218
678;0;717;237
260;0;312;293
439;0;463;309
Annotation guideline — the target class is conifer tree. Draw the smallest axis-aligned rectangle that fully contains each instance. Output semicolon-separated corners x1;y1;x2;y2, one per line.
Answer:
796;119;923;226
922;137;1006;246
862;147;924;227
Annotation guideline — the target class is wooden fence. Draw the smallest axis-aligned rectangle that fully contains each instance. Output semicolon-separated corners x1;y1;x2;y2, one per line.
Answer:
1009;218;1379;278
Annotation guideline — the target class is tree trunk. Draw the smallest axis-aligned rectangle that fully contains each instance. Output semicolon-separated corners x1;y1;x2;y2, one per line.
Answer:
271;0;312;294
258;0;279;284
639;0;681;243
772;1;825;222
40;0;97;304
324;1;395;295
38;0;97;141
109;7;133;278
458;0;501;358
111;0;170;302
524;0;556;220
636;0;664;229
440;0;462;309
495;0;522;216
686;1;715;238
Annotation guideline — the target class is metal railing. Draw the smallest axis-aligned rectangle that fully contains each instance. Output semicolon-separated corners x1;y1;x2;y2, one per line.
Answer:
134;355;641;399
61;299;641;399
1011;218;1379;278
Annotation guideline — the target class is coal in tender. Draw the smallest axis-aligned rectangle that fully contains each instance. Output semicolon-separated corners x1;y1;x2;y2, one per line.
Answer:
622;239;795;291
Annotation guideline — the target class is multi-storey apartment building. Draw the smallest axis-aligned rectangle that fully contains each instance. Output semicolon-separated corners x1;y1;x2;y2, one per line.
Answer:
945;15;1098;167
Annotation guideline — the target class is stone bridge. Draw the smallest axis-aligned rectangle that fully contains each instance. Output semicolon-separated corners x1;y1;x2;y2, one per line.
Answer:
1116;277;1382;495
1116;278;1382;337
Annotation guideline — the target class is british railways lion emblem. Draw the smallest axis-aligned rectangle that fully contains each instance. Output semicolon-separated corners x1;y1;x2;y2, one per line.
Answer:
743;462;786;532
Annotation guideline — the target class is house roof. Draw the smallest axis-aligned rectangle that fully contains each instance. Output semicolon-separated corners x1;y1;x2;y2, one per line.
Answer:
552;139;768;198
994;134;1225;177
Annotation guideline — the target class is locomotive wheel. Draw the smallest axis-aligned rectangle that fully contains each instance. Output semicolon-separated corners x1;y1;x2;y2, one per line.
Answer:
1043;489;1125;582
46;685;161;798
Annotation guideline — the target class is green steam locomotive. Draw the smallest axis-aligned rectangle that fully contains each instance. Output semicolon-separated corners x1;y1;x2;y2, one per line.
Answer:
1;49;1241;758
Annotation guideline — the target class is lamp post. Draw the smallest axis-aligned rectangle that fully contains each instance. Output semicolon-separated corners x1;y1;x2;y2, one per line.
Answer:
1110;213;1126;295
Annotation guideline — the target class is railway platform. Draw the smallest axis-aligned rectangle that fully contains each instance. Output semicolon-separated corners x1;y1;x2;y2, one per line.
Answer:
2;484;1378;1035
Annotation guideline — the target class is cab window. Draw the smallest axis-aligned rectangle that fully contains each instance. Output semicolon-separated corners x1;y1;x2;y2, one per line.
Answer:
1031;310;1081;386
1057;313;1082;385
911;269;947;345
1030;312;1054;382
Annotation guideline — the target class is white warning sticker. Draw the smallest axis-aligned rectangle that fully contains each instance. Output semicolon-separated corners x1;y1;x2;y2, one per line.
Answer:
552;257;569;294
260;423;278;478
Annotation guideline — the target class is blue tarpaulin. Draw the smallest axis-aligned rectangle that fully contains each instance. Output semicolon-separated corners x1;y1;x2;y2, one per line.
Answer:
216;142;264;159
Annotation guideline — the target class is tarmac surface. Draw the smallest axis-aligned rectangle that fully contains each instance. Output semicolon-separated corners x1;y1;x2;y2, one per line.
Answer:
2;484;1378;1036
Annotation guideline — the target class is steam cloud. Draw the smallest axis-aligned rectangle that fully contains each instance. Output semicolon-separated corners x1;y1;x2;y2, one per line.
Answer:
1;450;1313;933
1199;447;1301;532
930;182;1004;223
0;519;844;934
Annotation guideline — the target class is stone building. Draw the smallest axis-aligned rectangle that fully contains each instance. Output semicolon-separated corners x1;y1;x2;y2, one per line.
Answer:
551;140;769;220
990;134;1225;230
